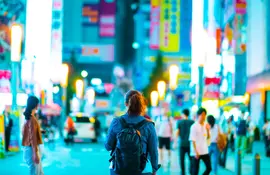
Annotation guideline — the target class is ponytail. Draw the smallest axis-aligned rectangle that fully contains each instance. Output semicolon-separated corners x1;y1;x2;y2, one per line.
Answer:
24;107;32;120
125;90;146;116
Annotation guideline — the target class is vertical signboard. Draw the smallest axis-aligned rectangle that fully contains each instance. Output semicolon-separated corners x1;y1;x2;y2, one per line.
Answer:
235;0;246;15
160;0;180;52
99;0;116;37
0;114;5;158
51;0;63;83
149;0;160;49
82;3;99;26
180;0;192;54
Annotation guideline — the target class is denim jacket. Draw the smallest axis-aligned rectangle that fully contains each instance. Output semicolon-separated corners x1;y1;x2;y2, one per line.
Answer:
105;114;159;173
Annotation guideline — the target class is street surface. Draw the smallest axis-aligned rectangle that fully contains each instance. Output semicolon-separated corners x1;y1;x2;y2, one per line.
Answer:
0;141;270;175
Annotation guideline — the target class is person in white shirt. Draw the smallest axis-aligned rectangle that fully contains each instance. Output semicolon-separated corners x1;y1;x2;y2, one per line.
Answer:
189;108;211;175
155;105;173;165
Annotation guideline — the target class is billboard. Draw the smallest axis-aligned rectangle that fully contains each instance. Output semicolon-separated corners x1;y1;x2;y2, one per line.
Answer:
63;44;114;63
149;0;160;49
159;0;180;52
82;3;99;26
180;0;192;54
51;0;63;83
99;0;116;37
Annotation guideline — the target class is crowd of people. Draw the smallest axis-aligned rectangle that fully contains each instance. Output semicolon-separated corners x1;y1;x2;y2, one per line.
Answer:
19;91;270;175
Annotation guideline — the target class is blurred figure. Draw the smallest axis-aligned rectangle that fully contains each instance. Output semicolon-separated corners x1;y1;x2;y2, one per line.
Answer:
105;90;159;175
227;116;235;152
219;114;230;167
94;116;101;142
22;96;44;175
175;109;194;175
155;103;173;166
64;116;76;145
263;120;270;157
189;108;211;175
105;112;114;133
235;111;248;157
4;110;12;152
207;115;220;175
246;116;255;153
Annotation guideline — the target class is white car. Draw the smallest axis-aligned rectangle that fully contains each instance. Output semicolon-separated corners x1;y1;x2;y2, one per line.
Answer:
64;113;96;142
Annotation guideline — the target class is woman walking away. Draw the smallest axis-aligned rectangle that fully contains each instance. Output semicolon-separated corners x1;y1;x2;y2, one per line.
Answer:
105;90;159;175
207;115;220;175
22;96;44;175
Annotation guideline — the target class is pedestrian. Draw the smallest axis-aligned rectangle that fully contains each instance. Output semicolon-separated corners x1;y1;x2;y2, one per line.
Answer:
155;102;173;166
235;111;248;157
64;116;76;145
219;114;230;167
246;116;255;153
105;90;159;175
22;96;44;175
175;109;194;175
4;110;13;152
207;115;220;175
189;107;212;175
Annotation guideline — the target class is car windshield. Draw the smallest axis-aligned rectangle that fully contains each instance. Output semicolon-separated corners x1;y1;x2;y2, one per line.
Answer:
74;117;90;123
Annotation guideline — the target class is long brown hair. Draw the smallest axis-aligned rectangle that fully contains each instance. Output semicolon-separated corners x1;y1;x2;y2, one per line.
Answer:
125;90;146;116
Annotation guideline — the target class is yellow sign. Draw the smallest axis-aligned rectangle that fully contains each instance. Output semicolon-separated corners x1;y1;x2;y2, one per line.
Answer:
160;0;180;52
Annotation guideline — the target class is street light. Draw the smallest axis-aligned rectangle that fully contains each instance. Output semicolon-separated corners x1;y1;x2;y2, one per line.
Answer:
169;64;179;90
59;63;69;137
10;24;23;151
157;81;166;100
86;88;95;105
150;91;159;107
60;64;69;88
81;70;88;78
76;79;84;99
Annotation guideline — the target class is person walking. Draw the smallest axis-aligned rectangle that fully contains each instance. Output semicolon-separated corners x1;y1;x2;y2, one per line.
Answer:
207;115;220;175
189;108;211;175
105;90;159;175
155;103;173;166
22;96;44;175
235;111;248;157
175;109;194;175
4;110;13;152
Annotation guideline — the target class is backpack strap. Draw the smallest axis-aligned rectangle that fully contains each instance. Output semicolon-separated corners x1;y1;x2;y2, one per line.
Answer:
134;119;154;130
119;117;129;128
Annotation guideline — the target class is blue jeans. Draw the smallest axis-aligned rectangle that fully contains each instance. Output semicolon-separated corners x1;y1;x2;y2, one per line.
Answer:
110;169;152;175
209;143;219;174
23;146;44;175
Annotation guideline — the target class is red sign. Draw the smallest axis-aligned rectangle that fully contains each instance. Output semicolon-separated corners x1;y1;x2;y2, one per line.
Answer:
235;0;246;14
150;3;160;49
204;77;221;99
216;28;222;54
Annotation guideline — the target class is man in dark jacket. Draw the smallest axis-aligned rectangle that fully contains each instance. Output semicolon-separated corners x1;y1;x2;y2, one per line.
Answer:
4;111;13;152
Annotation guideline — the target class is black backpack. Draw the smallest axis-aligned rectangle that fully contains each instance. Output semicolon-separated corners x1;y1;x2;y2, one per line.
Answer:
237;120;247;136
109;117;153;175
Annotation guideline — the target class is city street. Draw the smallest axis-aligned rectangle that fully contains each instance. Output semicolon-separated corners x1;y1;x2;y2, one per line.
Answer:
1;140;270;175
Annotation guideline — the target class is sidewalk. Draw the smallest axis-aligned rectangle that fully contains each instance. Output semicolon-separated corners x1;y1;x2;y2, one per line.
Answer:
226;141;270;175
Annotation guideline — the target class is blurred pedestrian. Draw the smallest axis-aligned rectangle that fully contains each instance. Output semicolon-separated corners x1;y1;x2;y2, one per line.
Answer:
235;111;248;157
246;116;255;153
105;90;159;175
64;116;76;145
175;109;194;175
207;115;220;175
219;114;230;167
22;96;44;175
4;110;12;152
155;103;173;166
189;108;211;175
263;120;270;157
